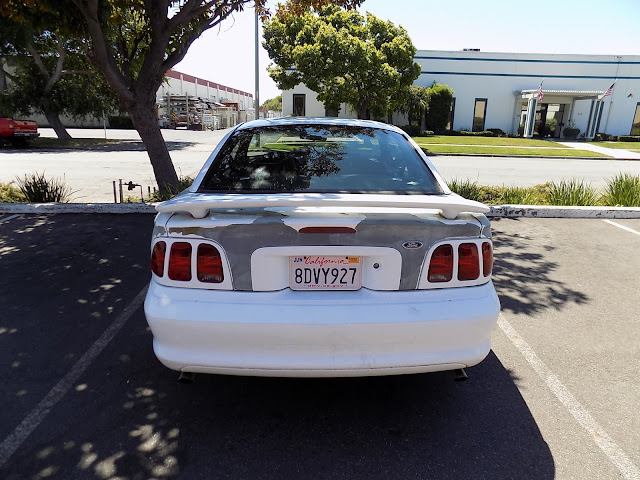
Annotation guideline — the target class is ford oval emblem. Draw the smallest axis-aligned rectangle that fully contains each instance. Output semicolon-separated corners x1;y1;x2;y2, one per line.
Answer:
402;241;423;249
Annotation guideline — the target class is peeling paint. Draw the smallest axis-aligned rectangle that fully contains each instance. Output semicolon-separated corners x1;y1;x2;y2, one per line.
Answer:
164;209;482;291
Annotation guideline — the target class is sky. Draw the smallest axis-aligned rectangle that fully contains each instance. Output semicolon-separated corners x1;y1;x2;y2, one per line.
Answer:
175;0;640;104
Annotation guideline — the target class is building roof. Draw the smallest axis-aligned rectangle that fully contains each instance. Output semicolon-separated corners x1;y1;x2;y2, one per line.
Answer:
166;69;253;98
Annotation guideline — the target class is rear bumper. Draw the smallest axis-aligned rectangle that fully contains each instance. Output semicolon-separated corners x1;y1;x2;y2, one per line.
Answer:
144;281;500;377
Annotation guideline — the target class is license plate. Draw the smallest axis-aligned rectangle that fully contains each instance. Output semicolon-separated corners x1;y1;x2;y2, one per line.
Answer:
289;256;362;290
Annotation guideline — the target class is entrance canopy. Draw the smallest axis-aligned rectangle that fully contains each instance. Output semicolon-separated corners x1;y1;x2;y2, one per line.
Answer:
517;89;602;100
515;89;605;139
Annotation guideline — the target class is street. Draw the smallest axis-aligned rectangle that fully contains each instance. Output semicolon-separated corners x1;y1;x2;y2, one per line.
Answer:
2;128;640;202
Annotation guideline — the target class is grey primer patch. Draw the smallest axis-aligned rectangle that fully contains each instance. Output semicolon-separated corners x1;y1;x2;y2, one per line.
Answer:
402;241;424;249
166;210;484;290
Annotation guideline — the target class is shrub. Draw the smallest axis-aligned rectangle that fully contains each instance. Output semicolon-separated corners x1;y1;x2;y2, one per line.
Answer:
15;172;73;203
602;174;640;207
453;130;497;137
500;186;541;205
447;178;482;201
563;127;580;139
108;115;135;129
476;186;504;204
487;128;505;136
546;179;597;206
421;130;434;136
149;175;195;202
0;182;27;202
617;135;640;142
399;124;421;136
425;83;454;131
594;133;617;142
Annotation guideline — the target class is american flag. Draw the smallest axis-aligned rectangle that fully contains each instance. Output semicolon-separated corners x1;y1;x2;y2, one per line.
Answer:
602;82;615;97
537;82;544;101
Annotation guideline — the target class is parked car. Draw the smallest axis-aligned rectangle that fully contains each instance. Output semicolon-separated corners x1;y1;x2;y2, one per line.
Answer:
144;117;500;378
0;118;39;147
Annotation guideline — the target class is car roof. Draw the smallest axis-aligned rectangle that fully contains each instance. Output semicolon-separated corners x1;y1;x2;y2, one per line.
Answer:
235;117;406;134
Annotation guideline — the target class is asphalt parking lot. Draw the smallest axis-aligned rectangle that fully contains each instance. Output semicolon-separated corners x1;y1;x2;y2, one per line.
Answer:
0;214;639;479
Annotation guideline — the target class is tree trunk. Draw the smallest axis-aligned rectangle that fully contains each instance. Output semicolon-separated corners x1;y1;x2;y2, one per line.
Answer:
357;105;370;120
0;63;6;93
129;102;179;194
42;103;72;140
420;110;426;131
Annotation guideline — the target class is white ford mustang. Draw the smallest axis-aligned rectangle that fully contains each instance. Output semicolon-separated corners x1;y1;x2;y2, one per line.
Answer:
144;118;500;377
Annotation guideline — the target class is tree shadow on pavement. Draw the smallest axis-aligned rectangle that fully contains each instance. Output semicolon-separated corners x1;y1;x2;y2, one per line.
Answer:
0;214;556;480
2;335;556;480
491;218;589;315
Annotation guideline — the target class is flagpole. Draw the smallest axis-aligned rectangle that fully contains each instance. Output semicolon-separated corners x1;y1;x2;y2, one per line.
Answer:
603;95;614;134
604;57;621;134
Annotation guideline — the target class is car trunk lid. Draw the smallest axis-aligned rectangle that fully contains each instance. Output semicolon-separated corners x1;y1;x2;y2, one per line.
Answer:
160;205;485;291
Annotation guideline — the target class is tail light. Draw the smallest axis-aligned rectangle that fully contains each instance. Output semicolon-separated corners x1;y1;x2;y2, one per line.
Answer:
458;243;479;281
482;242;493;277
197;244;224;283
428;244;453;282
151;240;229;288
168;242;192;281
151;241;166;277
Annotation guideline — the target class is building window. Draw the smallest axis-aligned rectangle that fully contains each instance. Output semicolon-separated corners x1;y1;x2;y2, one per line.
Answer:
446;98;456;130
631;103;640;135
472;98;487;132
293;94;306;116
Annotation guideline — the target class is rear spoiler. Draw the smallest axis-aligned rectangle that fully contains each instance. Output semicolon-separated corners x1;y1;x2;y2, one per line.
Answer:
156;192;489;220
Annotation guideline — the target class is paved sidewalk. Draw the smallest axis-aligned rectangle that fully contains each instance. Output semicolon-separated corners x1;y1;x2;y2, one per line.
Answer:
558;141;640;160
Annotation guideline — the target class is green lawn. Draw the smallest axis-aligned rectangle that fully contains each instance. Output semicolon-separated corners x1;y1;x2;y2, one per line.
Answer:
590;141;640;149
413;135;560;147
420;145;610;157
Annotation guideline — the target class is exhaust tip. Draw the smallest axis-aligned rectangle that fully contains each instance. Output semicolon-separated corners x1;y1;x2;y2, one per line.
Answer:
453;368;468;382
178;371;196;384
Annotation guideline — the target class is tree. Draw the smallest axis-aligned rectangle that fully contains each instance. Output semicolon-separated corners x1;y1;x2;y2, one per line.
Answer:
264;5;420;120
403;85;429;130
2;0;364;194
425;82;453;132
0;15;120;138
261;94;282;112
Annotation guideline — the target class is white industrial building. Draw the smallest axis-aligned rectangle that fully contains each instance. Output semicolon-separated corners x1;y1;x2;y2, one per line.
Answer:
283;50;640;139
159;70;254;111
0;62;256;128
156;70;255;129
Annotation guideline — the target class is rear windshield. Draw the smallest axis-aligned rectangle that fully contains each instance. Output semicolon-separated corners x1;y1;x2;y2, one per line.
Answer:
198;125;443;194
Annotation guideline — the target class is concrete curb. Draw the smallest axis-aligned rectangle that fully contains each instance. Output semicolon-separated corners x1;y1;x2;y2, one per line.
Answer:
0;203;157;214
487;205;640;218
2;203;640;219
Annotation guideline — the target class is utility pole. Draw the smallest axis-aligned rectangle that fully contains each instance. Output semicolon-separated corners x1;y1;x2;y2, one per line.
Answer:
255;9;260;120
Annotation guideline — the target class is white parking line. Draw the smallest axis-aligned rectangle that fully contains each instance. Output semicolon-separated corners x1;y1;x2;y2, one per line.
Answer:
603;219;640;236
0;285;148;468
498;315;640;480
0;214;20;224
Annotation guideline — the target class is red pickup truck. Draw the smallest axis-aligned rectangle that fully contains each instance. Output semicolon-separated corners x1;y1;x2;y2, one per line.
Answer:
0;118;39;147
